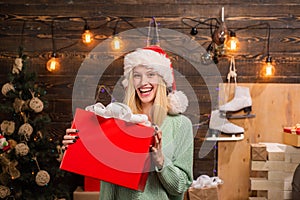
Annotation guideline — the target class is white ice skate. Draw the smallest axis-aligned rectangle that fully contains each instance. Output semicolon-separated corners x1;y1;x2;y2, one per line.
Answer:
219;86;255;119
206;110;244;141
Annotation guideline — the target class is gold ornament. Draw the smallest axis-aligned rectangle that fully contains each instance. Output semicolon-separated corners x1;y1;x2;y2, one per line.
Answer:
13;98;25;113
8;139;17;149
18;123;33;141
35;170;50;186
0;120;15;135
29;97;44;113
12;58;23;74
0;185;11;199
15;143;30;156
8;160;20;179
1;83;15;96
0;154;20;181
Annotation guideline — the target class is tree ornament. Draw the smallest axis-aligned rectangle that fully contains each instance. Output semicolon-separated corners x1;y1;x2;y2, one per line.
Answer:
12;58;23;74
0;185;11;199
18;123;33;141
15;143;30;156
56;145;63;162
7;139;17;149
0;154;20;180
29;97;44;113
0;120;15;135
1;83;15;96
13;98;25;113
0;135;10;152
35;170;50;186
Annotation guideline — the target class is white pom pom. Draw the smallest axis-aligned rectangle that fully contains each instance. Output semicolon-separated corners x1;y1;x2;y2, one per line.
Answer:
167;90;188;115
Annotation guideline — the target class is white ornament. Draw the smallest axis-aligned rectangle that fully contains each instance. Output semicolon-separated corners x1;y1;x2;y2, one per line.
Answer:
29;97;44;113
12;58;23;74
18;123;33;140
1;83;15;96
0;120;15;135
35;170;50;186
0;185;11;198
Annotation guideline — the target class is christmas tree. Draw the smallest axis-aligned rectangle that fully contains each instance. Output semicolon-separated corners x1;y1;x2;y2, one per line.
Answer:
0;48;74;199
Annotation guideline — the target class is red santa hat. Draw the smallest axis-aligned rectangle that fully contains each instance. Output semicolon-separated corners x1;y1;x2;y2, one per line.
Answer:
123;45;188;115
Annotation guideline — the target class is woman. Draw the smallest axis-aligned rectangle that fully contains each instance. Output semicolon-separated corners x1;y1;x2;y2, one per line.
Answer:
63;45;194;200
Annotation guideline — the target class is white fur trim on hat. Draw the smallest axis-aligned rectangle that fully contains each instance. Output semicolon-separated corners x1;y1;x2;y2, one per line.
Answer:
123;48;173;87
167;90;189;115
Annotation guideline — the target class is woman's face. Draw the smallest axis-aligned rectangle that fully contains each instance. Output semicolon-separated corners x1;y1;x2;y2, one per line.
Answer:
132;65;159;105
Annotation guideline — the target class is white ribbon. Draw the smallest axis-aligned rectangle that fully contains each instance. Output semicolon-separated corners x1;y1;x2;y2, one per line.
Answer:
191;175;224;189
85;102;151;127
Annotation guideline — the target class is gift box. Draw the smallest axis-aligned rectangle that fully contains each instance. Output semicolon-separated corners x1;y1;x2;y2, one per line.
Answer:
84;176;100;191
60;108;154;191
283;132;300;147
73;187;99;200
184;186;219;200
283;125;300;135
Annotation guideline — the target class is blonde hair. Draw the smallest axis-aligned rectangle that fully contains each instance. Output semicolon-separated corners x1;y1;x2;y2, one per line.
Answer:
123;71;168;126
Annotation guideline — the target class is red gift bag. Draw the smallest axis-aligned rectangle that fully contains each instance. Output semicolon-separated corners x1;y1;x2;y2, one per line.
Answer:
84;176;100;191
60;108;154;191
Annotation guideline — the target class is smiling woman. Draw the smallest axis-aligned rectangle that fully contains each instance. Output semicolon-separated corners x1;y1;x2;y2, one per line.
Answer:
63;45;194;200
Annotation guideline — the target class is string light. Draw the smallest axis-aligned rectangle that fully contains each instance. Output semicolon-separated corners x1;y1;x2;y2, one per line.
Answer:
46;53;60;72
46;21;60;72
263;56;275;76
82;20;93;44
225;31;239;51
112;36;122;50
111;19;123;50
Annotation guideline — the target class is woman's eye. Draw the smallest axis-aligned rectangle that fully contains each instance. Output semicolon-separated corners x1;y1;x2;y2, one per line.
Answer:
133;74;141;78
148;73;156;77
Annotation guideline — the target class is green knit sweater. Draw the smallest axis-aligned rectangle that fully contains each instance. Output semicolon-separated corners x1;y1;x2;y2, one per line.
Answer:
99;114;194;200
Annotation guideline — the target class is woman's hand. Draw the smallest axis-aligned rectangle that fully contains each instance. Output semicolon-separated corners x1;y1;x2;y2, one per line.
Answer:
62;128;79;150
150;126;164;170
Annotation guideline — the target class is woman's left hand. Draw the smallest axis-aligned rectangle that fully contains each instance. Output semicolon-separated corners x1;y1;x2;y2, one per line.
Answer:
150;127;164;170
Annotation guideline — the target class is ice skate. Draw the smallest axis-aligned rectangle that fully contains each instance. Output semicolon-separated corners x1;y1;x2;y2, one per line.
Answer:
206;110;244;141
219;86;255;119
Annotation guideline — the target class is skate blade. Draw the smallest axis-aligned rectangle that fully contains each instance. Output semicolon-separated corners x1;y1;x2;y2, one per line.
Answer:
226;113;256;119
205;133;244;141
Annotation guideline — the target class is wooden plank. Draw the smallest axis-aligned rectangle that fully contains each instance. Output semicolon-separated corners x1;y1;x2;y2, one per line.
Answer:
218;83;300;200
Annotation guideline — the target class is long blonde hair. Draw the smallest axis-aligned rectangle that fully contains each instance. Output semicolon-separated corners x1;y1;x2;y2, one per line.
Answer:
123;71;168;126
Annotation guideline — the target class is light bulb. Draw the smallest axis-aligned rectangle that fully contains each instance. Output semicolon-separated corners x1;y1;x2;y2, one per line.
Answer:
201;43;214;65
226;31;239;51
82;29;93;44
46;54;60;72
263;56;275;76
112;36;122;50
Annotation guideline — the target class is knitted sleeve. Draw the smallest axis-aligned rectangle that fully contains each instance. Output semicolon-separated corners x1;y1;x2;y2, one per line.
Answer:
156;115;194;196
99;181;116;200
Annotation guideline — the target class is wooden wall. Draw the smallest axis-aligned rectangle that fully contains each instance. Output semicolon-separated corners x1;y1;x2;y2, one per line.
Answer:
0;0;299;193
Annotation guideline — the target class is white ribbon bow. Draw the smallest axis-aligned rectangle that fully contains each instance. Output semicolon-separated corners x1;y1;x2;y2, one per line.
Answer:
85;102;151;127
191;175;224;189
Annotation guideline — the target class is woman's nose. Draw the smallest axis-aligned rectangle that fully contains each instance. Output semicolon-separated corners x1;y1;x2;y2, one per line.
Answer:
141;75;149;85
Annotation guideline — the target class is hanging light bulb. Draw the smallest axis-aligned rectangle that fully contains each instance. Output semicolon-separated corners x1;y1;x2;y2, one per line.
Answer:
190;27;198;36
201;43;214;65
82;24;93;44
112;36;122;50
263;56;275;76
46;21;60;72
226;31;239;51
46;53;60;72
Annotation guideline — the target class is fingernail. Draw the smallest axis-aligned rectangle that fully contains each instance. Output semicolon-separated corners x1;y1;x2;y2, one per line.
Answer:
75;136;79;139
65;147;68;150
73;139;77;143
155;126;158;131
76;129;80;132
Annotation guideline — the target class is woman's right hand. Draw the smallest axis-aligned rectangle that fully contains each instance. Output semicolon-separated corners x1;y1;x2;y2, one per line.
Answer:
62;128;79;150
